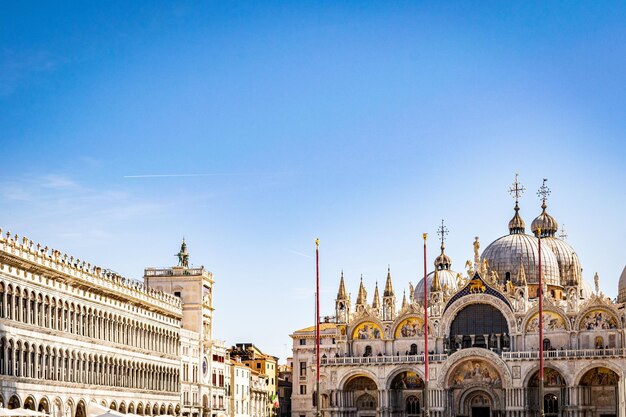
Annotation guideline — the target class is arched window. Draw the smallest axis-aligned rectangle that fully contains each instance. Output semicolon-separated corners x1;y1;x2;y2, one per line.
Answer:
364;346;372;357
544;394;558;416
406;396;420;415
410;344;418;355
543;338;551;350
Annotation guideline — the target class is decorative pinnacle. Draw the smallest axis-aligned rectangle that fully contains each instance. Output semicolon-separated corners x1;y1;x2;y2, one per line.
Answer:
437;219;449;251
537;178;551;209
509;173;526;205
558;224;568;240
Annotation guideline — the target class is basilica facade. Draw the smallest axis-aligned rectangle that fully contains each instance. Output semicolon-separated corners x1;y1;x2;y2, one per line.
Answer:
291;181;626;417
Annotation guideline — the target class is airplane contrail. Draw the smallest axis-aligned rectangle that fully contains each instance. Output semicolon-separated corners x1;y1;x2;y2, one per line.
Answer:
124;173;256;178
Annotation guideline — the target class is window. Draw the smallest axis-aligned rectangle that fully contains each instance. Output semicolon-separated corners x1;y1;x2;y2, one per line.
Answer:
174;291;181;298
406;396;420;415
300;362;306;377
299;339;306;345
300;385;307;395
257;363;261;369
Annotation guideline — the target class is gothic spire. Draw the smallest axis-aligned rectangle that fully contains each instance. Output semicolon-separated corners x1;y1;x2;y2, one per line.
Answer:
384;266;394;297
337;270;348;300
356;276;368;305
372;282;381;308
402;290;407;309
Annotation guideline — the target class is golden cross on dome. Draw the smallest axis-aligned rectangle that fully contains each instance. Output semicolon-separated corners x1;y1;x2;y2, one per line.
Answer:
437;219;449;248
508;173;525;203
537;178;551;204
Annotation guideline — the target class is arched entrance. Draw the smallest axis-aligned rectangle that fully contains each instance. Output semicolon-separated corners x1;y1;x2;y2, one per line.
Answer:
465;391;492;417
527;368;566;414
389;371;424;416
579;367;619;417
343;376;378;417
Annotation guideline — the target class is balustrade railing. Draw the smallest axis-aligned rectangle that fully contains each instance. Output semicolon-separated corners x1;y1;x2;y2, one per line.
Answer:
321;353;448;365
502;347;625;360
321;348;625;366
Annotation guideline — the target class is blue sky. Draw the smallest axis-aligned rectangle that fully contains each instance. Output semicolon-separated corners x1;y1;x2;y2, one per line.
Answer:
1;1;625;360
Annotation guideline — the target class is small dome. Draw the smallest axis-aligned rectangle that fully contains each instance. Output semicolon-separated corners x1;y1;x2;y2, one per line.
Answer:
542;237;582;286
481;233;561;288
434;244;452;270
581;280;594;300
531;202;558;237
414;269;459;303
618;266;626;303
508;203;526;234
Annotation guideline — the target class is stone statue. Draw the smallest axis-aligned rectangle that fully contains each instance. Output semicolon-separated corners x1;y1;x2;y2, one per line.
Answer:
176;238;190;268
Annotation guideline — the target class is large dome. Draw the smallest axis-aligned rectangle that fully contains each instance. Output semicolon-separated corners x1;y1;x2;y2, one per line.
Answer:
481;233;561;288
542;237;582;287
618;266;626;303
414;269;459;303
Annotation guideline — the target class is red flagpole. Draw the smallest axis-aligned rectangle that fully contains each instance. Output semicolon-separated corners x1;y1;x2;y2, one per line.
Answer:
538;229;544;417
315;239;321;417
423;233;430;417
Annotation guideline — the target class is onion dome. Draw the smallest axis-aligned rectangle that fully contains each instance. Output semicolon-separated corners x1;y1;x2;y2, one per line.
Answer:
618;266;626;303
531;202;559;238
481;233;561;288
508;202;526;234
435;245;452;270
414;243;459;302
531;179;558;238
541;237;583;286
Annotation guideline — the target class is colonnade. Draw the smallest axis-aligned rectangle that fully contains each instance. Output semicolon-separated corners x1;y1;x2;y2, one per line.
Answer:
0;281;178;355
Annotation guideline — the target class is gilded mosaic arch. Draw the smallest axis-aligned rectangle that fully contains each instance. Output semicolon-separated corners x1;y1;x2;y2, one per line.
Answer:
578;309;619;331
526;367;567;387
343;375;379;391
338;370;380;391
524;310;567;333
394;316;425;338
385;367;426;389
579;367;619;386
448;359;503;388
438;348;512;388
351;321;383;340
574;363;622;386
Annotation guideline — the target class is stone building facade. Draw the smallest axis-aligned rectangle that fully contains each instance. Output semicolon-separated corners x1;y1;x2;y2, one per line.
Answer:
0;229;182;417
291;180;626;417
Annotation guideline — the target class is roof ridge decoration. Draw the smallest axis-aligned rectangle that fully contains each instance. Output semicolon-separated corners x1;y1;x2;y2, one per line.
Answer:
444;271;513;313
508;173;526;234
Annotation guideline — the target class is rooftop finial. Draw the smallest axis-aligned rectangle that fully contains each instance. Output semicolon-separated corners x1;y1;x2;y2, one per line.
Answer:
508;173;526;234
509;173;526;205
537;178;551;210
437;219;449;252
176;237;189;268
435;220;451;270
558;223;568;240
